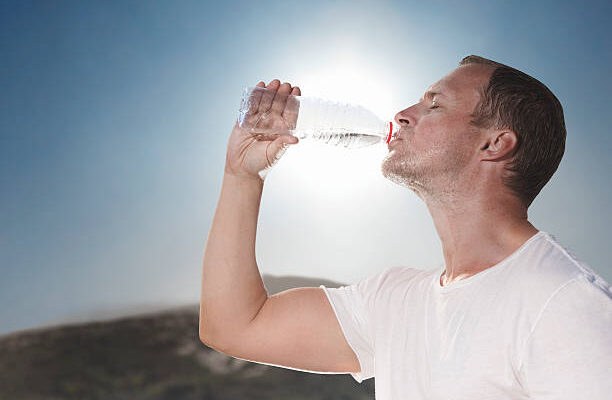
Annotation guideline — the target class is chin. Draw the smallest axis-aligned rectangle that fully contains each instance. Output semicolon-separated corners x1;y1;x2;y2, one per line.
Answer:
381;152;430;198
382;155;415;186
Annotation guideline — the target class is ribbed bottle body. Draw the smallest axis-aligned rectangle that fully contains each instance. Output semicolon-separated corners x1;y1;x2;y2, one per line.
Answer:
238;86;398;148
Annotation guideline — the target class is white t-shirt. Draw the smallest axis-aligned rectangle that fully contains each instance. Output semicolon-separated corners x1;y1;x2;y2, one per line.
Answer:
320;230;611;399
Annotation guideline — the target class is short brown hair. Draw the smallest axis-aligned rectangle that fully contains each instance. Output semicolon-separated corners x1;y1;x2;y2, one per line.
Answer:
459;55;566;208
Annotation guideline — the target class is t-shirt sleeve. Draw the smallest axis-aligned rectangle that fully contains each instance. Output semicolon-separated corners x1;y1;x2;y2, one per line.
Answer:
519;275;612;399
319;267;400;383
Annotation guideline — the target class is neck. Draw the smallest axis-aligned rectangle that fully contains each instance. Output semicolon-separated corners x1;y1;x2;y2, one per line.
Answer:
424;188;539;286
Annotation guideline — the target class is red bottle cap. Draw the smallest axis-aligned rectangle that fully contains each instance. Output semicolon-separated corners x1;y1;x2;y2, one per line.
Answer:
386;122;393;143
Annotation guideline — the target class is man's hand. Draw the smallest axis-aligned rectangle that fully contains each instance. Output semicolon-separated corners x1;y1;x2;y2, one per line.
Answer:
225;79;301;181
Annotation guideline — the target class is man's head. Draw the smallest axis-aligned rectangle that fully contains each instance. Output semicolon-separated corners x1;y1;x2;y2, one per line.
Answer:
381;55;566;209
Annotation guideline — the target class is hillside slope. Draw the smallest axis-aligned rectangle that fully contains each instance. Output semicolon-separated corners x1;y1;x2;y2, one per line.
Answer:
0;274;375;400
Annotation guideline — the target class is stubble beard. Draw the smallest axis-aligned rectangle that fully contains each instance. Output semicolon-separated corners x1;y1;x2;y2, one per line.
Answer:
381;146;431;198
381;144;471;202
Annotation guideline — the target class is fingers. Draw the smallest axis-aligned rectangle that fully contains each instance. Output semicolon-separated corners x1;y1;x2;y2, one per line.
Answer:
282;85;301;128
258;79;280;113
264;134;297;168
270;82;292;115
247;81;266;115
252;79;301;130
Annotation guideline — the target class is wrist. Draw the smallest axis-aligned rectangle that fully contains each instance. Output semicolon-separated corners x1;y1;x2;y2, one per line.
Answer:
223;170;265;186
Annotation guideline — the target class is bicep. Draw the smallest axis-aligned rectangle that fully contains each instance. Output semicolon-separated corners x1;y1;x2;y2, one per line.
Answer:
208;287;361;374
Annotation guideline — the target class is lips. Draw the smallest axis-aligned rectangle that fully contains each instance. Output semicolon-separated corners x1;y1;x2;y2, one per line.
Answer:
387;137;402;148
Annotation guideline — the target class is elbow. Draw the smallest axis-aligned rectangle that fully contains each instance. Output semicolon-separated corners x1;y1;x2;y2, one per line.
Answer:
199;328;221;350
198;319;226;349
199;301;217;344
198;317;215;345
198;314;214;344
198;328;210;345
198;317;239;354
198;329;233;355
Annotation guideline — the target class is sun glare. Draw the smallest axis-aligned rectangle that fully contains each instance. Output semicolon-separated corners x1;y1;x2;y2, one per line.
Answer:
264;54;397;194
295;58;396;122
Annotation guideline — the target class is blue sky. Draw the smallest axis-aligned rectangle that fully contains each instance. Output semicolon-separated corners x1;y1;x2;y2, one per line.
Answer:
1;0;610;335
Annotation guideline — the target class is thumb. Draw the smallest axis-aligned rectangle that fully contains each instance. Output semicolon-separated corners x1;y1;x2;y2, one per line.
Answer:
265;134;298;168
280;133;299;145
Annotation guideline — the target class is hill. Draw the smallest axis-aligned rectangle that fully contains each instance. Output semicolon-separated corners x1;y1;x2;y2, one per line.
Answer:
0;274;375;399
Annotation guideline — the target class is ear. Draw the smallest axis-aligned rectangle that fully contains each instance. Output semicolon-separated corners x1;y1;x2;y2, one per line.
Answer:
479;130;518;161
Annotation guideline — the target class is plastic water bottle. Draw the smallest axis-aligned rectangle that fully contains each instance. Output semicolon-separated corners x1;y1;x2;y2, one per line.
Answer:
237;86;399;148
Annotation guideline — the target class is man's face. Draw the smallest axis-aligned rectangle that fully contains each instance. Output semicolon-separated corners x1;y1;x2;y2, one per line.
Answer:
381;64;493;199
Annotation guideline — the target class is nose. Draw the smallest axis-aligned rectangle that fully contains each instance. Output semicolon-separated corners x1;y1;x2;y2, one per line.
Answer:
394;105;415;126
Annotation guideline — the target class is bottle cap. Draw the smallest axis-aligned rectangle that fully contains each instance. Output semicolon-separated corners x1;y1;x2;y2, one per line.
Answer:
386;122;400;143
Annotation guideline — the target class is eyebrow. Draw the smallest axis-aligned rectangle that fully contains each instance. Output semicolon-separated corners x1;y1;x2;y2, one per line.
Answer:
419;91;445;102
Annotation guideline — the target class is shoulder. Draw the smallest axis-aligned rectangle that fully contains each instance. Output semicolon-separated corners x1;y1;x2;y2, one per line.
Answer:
342;265;430;293
374;265;436;291
379;265;434;283
509;231;609;297
502;231;611;336
356;265;437;306
323;265;433;306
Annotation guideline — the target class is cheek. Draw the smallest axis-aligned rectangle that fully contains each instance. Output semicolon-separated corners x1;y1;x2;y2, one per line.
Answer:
412;114;470;149
410;119;446;148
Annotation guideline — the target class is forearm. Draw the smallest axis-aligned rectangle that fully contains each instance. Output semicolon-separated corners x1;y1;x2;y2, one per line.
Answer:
199;172;268;343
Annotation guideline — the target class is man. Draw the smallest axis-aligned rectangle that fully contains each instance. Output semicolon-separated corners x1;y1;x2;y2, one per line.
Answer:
199;55;611;399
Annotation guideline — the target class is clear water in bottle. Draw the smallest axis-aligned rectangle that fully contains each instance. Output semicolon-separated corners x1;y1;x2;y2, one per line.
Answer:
237;86;399;148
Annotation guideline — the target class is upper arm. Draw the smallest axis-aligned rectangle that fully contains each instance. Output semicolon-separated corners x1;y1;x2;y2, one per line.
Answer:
201;287;361;374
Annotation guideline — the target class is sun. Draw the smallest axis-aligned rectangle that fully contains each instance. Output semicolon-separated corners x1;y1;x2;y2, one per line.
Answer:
260;53;401;197
293;57;396;123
